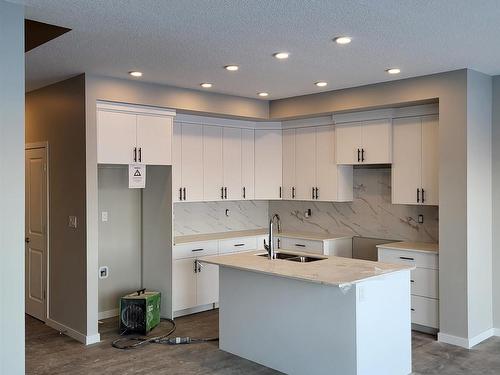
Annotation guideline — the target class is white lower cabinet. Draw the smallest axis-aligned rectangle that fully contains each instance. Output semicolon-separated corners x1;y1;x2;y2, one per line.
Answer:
196;262;219;307
278;235;353;257
172;258;197;311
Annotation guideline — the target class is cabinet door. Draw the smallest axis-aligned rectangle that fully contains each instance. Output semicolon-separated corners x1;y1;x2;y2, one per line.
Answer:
361;119;392;164
254;129;283;199
196;263;219;306
172;258;197;311
203;126;223;201
315;125;337;201
181;124;204;201
241;129;255;200
295;127;316;200
421;115;439;206
335;122;362;164
172;122;183;202
136;114;172;165
392;117;422;205
282;129;296;200
223;127;242;200
97;110;137;164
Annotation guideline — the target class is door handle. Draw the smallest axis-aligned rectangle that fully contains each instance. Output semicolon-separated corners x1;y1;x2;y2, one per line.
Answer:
183;187;186;201
133;147;137;162
357;148;360;162
421;188;425;203
417;188;420;203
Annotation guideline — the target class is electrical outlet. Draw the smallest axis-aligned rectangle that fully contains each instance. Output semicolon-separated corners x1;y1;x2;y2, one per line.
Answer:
304;209;312;218
225;209;230;217
99;266;109;279
418;214;424;224
101;211;108;222
68;215;78;228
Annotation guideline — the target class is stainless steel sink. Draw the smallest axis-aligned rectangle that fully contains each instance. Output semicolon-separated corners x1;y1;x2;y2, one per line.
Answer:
257;252;325;263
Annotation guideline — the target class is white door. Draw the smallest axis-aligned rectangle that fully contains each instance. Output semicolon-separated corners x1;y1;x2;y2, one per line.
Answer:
136;114;172;165
25;147;48;321
97;110;137;164
335;122;362;164
196;263;219;306
421;115;439;206
392;117;422;204
172;258;197;311
254;129;282;199
172;122;183;202
223;127;242;200
203;126;223;201
241;129;255;200
295;127;316;200
181;124;204;201
315;125;337;201
282;129;296;200
361;119;392;164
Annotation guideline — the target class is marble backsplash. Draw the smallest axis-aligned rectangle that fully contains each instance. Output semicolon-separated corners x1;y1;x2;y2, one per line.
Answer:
269;168;439;243
174;200;269;236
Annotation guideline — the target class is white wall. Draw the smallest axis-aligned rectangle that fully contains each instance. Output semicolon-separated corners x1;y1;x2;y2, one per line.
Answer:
492;76;500;330
0;1;25;373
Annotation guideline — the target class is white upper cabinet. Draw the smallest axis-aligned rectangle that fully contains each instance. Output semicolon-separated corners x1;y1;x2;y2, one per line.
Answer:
175;123;204;202
255;129;283;199
294;127;316;200
97;104;174;165
203;126;223;201
392;115;438;206
282;129;296;200
241;129;255;200
172;122;183;202
336;119;392;164
223;127;243;200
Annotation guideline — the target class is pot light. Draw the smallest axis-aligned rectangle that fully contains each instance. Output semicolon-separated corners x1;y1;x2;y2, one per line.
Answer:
315;81;328;87
224;65;239;71
258;92;269;97
129;71;143;77
200;82;213;88
386;68;401;74
273;52;290;59
334;36;352;45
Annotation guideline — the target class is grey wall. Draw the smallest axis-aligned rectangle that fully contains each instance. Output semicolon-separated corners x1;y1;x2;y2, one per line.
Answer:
270;168;438;243
492;75;500;330
98;166;141;315
26;75;87;334
0;1;25;373
174;201;269;236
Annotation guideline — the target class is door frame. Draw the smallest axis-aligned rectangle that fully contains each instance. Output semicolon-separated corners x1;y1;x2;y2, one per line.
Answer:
25;142;50;321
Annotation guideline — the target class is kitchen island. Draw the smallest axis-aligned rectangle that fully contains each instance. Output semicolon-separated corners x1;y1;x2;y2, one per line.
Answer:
200;250;413;375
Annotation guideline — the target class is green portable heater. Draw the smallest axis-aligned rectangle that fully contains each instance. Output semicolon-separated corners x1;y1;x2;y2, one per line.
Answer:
119;289;161;335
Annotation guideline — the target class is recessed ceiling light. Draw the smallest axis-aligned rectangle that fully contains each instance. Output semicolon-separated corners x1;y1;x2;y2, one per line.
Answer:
334;36;352;45
258;92;269;97
273;52;290;59
224;65;239;71
315;81;328;87
129;71;143;77
386;68;401;74
200;82;213;88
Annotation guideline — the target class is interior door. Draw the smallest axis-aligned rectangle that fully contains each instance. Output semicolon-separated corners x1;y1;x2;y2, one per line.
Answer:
136;114;172;165
97;110;137;164
361;119;392;164
421;115;439;206
315;125;338;201
392;117;422;204
203;125;223;201
181;123;204;201
335;122;362;164
196;263;219;306
294;127;316;200
25;147;48;321
282;129;296;200
223;127;242;200
241;129;255;200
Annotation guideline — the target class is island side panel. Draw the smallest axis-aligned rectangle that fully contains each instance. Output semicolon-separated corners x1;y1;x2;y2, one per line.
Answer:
219;267;357;375
355;270;412;375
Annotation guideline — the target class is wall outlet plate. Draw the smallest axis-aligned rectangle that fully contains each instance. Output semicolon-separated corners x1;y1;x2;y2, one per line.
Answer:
418;214;424;224
99;266;109;279
304;209;312;218
68;215;78;228
101;211;108;222
225;209;230;217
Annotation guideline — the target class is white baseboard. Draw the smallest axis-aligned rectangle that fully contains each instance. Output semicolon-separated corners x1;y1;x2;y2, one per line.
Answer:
438;329;494;349
173;303;218;318
493;328;500;337
46;318;100;346
98;308;119;320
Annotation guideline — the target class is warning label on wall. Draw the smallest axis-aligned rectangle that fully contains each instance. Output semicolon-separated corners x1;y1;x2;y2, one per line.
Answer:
129;164;146;189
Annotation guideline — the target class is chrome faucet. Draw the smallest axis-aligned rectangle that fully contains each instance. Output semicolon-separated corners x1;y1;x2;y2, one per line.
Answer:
264;214;281;259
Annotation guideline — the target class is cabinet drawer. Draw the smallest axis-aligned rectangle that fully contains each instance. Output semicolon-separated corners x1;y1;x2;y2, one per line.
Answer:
173;240;218;260
411;268;439;299
280;237;324;254
411;295;439;329
378;248;438;269
219;237;258;254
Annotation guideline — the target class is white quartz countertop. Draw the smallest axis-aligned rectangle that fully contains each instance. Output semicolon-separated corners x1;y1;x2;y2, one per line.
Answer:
200;250;412;288
174;229;352;245
376;241;438;254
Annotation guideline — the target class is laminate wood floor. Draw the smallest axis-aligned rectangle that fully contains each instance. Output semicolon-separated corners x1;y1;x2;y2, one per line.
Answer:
26;311;500;374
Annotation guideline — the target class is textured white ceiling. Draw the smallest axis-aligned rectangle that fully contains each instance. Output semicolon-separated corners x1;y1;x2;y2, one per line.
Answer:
23;0;500;98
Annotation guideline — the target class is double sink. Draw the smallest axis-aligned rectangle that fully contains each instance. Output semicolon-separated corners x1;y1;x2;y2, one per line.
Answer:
257;252;325;263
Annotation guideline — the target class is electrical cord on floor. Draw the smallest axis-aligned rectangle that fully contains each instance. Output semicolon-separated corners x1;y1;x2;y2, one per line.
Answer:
111;318;218;350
